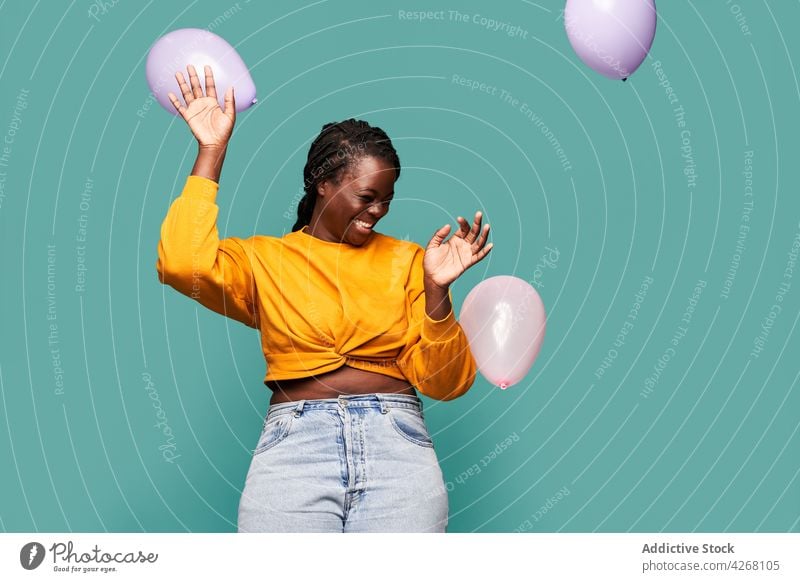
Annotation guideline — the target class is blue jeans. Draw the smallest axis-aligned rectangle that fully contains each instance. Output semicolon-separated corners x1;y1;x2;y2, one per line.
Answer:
238;393;449;532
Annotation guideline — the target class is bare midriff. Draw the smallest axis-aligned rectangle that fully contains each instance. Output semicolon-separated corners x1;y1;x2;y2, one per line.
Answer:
265;364;416;405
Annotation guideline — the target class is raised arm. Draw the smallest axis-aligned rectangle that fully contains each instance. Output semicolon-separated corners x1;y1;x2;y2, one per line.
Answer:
156;170;260;328
155;65;259;328
396;245;477;401
397;213;492;400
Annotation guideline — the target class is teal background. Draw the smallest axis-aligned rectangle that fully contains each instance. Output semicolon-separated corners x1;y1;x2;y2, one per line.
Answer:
1;0;798;532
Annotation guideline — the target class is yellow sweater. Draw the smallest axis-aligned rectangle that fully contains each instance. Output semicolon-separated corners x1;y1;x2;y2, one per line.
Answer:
156;175;477;401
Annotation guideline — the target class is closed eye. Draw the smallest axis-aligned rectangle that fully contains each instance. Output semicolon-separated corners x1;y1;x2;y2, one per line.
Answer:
359;195;392;206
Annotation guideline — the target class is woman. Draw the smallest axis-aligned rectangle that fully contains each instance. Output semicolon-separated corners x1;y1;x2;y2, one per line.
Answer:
158;65;493;532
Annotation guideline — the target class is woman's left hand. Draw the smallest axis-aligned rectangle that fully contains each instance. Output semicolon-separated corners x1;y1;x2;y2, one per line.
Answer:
423;211;493;289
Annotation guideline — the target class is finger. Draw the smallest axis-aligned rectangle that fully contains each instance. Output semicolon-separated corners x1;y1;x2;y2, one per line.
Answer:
186;64;204;99
467;211;483;243
204;65;217;100
187;64;205;99
223;86;236;123
426;223;451;250
167;92;187;117
474;223;491;249
475;241;494;262
452;216;468;238
175;71;195;106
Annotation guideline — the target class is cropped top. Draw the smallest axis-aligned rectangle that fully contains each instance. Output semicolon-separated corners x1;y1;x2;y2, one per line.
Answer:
155;175;477;401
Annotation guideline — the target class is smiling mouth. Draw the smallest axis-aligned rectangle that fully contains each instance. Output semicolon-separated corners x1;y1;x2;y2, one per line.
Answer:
353;218;375;231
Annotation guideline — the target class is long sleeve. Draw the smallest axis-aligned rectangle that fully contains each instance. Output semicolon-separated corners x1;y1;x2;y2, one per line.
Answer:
396;245;477;401
156;175;260;329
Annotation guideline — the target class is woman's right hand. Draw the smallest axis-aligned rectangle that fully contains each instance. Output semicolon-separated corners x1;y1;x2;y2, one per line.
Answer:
168;64;235;150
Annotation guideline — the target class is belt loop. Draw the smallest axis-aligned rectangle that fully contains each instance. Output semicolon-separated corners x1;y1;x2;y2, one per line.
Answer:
375;393;389;414
293;399;306;417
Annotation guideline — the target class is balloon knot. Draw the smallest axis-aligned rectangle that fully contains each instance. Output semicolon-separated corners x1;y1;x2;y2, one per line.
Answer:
499;382;508;390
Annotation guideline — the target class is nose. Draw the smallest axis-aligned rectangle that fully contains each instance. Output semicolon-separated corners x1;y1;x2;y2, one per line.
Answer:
367;201;388;219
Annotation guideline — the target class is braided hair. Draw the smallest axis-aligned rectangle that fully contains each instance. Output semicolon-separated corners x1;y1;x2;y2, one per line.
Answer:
292;118;401;232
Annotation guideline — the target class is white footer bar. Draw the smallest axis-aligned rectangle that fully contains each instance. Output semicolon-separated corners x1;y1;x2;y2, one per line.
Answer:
1;533;797;581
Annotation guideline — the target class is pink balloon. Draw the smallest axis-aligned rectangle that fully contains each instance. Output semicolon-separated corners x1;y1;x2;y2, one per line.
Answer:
564;0;657;80
459;276;546;390
145;28;257;115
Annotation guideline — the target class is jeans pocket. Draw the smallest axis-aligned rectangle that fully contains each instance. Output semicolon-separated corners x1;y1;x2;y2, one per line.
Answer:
254;412;293;455
388;407;434;448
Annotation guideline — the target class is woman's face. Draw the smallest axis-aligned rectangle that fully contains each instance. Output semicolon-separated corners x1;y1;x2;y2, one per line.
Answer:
312;155;396;246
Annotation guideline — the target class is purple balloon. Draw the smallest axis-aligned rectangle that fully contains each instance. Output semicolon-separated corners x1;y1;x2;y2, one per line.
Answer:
564;0;657;80
145;28;257;115
459;276;546;390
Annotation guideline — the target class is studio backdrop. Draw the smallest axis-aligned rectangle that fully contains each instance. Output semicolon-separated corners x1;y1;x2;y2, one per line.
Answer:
0;0;798;533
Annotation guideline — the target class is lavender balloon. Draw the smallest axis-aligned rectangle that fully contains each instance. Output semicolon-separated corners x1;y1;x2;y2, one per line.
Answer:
459;276;546;390
564;0;657;80
145;28;257;115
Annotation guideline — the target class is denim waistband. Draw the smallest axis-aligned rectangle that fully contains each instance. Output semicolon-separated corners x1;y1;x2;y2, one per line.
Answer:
266;393;423;418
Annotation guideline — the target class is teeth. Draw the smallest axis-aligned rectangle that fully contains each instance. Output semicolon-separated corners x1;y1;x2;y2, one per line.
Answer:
354;219;374;229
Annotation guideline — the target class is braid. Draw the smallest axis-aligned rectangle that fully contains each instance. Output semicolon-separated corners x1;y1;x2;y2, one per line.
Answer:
292;118;401;232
